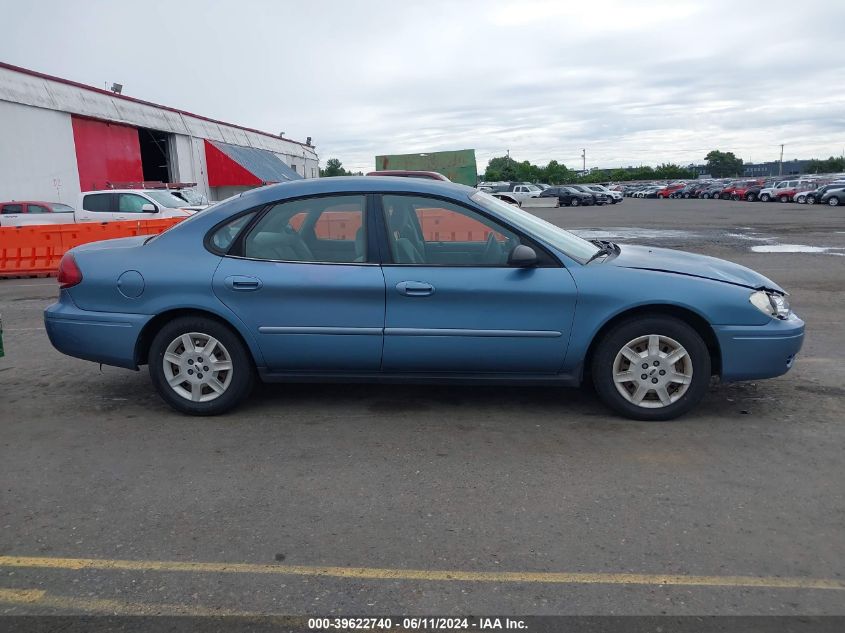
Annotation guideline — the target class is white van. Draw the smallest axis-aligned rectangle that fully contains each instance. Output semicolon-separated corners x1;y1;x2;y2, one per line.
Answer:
75;189;196;223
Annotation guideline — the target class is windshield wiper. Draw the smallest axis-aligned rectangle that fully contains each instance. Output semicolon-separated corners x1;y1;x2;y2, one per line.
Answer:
585;239;619;264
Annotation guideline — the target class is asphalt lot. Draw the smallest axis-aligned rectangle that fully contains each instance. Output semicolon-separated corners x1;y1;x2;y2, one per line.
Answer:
1;197;844;616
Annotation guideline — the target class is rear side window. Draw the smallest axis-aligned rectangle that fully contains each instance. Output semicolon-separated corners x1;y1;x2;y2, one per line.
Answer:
1;204;23;214
209;212;257;254
83;194;113;212
51;203;74;213
28;204;50;214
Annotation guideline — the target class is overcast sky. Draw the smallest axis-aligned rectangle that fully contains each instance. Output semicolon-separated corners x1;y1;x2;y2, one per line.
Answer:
1;0;844;173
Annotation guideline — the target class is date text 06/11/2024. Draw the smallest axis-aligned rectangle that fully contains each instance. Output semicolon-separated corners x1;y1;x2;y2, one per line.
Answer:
307;617;528;630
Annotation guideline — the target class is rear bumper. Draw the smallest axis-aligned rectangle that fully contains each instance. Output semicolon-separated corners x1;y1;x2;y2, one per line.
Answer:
44;295;152;370
714;314;805;382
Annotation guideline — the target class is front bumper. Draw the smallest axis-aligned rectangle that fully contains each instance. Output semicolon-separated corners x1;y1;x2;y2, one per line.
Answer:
714;313;805;382
44;295;152;370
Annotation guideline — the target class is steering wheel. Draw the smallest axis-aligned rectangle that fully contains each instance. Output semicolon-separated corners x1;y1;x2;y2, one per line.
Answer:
483;233;503;264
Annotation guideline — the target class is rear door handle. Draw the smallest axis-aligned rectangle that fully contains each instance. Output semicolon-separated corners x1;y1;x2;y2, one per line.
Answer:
225;275;263;291
396;281;434;297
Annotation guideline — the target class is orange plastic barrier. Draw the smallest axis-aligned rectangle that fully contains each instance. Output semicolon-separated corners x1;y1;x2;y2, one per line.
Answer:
0;218;184;277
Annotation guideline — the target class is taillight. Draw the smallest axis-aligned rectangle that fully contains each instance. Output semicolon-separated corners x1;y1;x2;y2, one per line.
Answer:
57;253;83;289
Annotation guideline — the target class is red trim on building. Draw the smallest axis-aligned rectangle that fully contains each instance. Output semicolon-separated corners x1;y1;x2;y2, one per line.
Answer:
71;116;143;192
0;61;312;148
204;140;263;187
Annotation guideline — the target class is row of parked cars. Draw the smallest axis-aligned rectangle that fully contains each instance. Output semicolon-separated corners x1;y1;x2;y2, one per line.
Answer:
620;177;845;206
0;186;211;227
476;182;624;207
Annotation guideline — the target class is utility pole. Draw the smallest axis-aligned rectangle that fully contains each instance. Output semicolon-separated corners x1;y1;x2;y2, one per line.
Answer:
581;148;586;172
778;144;784;176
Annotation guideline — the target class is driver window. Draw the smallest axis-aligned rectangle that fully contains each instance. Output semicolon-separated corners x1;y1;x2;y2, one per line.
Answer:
382;195;519;266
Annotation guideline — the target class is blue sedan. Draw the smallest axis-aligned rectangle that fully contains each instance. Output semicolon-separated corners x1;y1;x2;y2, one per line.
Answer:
44;178;804;420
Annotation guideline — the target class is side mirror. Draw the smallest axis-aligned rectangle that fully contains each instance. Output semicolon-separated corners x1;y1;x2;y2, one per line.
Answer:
141;203;157;213
508;244;538;268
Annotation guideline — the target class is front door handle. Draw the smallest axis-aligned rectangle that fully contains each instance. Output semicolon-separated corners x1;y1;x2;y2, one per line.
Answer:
396;281;434;297
224;275;263;291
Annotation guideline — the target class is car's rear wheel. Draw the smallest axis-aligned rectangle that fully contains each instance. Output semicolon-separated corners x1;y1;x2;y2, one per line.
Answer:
683;193;690;199
779;195;790;203
591;316;710;421
149;316;254;415
829;196;841;207
760;193;770;202
570;198;580;207
746;193;756;202
701;193;709;199
806;196;816;205
796;194;806;203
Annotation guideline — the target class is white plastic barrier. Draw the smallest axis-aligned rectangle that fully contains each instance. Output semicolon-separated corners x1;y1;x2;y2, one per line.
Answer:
520;197;559;208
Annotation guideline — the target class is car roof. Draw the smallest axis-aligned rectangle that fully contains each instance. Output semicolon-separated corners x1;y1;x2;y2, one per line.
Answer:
0;200;60;205
82;189;175;195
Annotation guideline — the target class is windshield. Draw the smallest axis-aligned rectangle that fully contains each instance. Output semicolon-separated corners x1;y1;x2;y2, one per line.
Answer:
145;191;190;208
173;189;206;205
471;191;601;262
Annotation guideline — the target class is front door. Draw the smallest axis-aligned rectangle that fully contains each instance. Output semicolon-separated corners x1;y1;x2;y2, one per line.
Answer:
377;194;577;374
212;194;385;372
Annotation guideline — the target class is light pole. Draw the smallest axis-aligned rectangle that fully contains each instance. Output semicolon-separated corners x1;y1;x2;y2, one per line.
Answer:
581;148;586;173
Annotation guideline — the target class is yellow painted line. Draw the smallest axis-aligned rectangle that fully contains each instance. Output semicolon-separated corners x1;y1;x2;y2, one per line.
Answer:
0;587;247;615
1;555;843;591
0;588;45;603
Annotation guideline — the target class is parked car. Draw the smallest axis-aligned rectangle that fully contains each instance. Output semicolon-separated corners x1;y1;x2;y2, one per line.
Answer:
698;184;726;199
820;187;845;207
0;201;75;226
585;184;624;204
656;184;685;199
569;185;609;204
731;182;763;202
538;186;594;207
75;189;198;223
477;182;543;205
366;170;451;181
758;180;814;203
636;186;662;199
44;177;804;421
775;184;815;203
170;188;213;211
803;183;845;205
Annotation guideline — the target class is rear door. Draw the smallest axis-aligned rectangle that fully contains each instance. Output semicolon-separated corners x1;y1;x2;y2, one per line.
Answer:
378;193;577;374
21;203;67;226
77;193;117;222
212;193;385;372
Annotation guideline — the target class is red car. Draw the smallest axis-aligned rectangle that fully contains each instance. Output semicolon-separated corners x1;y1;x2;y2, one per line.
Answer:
730;181;765;201
656;184;685;198
774;185;814;203
0;200;75;226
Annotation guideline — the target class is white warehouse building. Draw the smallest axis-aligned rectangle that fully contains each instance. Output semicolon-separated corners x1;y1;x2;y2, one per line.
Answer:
0;62;319;205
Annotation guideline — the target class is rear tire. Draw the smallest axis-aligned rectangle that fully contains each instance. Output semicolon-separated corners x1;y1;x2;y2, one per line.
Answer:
746;193;756;202
807;196;816;205
571;198;580;207
760;193;770;202
780;195;789;203
591;316;711;421
149;316;254;416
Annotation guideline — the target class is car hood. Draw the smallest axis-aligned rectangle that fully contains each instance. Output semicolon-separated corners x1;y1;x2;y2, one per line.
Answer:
607;244;784;292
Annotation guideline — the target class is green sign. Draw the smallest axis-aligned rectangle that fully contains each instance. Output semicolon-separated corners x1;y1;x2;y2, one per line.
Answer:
375;149;477;186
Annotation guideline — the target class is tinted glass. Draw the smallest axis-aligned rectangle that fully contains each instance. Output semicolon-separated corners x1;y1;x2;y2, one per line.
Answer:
83;194;113;212
51;203;74;213
146;191;188;208
1;204;24;214
244;195;365;263
27;204;50;214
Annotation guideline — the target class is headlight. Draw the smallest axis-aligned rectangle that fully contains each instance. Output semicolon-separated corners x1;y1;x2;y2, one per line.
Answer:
749;290;791;319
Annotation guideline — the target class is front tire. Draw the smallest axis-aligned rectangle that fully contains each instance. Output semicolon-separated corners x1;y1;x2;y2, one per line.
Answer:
806;196;816;205
570;198;580;207
828;196;841;207
591;316;711;421
760;193;770;202
746;193;757;202
149;316;254;415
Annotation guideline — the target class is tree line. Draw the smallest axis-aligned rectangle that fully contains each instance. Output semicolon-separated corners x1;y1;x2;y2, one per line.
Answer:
318;152;845;182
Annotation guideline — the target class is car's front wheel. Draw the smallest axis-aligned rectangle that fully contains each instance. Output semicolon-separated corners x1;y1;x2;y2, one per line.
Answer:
828;196;841;207
760;193;770;202
149;316;254;415
591;316;711;421
806;196;816;205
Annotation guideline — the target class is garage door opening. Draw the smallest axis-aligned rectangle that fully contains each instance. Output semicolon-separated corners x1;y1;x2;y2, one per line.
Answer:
138;128;171;182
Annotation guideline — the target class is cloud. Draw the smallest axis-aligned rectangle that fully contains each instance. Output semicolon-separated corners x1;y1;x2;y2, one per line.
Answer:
0;0;843;173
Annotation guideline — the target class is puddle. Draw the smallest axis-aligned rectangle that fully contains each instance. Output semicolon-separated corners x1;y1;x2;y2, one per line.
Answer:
723;233;771;242
750;244;845;255
572;228;700;240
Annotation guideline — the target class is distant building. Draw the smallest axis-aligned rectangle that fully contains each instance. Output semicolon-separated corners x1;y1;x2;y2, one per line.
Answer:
687;160;812;178
0;62;319;203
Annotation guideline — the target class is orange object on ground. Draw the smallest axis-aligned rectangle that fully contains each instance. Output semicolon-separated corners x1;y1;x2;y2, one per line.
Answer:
0;218;184;277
